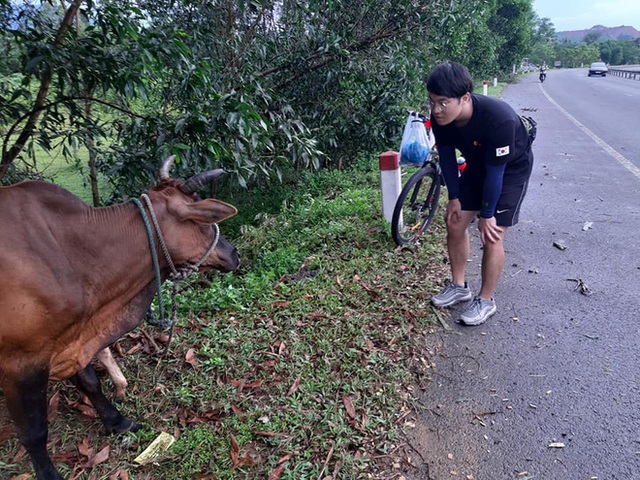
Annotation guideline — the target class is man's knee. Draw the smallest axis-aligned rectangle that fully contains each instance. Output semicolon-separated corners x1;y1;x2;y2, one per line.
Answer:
482;232;506;254
446;215;473;237
446;222;467;241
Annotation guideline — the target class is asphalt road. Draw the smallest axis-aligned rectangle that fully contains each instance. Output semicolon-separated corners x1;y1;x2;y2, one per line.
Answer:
409;69;640;480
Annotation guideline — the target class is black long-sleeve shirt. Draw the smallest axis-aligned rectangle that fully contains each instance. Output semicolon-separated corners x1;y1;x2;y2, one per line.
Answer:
431;93;531;218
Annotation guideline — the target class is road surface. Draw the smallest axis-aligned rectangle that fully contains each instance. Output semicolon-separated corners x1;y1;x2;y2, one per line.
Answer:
409;69;640;480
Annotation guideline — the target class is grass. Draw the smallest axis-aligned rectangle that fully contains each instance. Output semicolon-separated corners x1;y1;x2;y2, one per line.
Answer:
9;144;107;204
0;154;451;479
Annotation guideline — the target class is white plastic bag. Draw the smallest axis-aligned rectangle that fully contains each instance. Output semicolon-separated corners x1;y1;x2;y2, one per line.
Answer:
399;112;430;166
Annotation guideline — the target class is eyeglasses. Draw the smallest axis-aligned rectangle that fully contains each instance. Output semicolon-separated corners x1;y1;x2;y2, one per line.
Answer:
428;98;451;111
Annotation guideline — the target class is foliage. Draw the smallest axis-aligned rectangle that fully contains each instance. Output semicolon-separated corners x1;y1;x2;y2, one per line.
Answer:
526;14;556;66
2;0;533;201
487;0;533;74
554;41;601;68
0;155;450;479
599;39;640;65
526;14;640;68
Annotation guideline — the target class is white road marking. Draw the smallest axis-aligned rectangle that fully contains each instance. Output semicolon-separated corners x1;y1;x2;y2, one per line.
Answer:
540;87;640;180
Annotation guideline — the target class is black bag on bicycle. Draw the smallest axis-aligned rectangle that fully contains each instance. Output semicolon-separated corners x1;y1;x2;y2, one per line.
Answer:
520;115;537;143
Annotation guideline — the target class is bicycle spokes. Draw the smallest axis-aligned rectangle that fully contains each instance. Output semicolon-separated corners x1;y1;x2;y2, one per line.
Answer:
391;163;441;246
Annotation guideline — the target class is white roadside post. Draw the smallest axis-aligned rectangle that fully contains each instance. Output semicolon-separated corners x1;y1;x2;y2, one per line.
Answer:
379;151;401;222
493;75;498;87
482;80;488;95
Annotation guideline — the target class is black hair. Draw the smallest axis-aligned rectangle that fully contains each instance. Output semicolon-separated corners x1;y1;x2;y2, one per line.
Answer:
425;61;474;98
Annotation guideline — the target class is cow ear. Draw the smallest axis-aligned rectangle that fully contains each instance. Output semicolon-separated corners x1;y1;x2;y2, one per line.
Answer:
174;198;238;225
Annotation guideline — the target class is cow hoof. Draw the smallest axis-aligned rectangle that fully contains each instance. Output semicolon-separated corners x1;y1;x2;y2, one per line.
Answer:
106;416;141;435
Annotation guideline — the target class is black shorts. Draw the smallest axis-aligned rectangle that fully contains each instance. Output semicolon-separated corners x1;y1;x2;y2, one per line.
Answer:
459;150;534;227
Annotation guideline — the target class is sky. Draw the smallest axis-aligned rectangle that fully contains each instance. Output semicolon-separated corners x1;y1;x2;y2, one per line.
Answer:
533;0;640;32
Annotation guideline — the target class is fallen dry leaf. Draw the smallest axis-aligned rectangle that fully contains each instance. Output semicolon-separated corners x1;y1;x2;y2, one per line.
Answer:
287;378;301;396
228;433;256;470
268;454;293;480
69;400;97;420
48;390;60;422
77;438;93;459
229;433;240;466
108;468;129;480
185;348;199;369
83;444;109;468
230;378;262;392
343;396;356;419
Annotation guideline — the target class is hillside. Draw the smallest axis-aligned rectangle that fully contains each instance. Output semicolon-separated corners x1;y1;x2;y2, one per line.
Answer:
557;24;640;43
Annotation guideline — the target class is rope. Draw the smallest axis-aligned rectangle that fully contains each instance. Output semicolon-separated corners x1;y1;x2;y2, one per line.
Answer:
140;194;178;276
140;194;220;281
130;198;170;327
132;194;221;329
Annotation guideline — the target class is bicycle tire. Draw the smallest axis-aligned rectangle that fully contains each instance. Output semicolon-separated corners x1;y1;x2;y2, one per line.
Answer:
391;164;441;246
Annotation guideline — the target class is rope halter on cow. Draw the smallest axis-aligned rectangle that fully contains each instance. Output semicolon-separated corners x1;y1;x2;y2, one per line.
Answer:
140;193;220;281
131;163;222;328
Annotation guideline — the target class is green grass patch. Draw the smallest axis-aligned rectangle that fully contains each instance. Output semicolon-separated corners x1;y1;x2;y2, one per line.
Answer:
10;143;111;204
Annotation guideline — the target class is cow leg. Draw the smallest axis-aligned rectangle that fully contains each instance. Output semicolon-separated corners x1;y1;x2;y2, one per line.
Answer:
70;364;140;434
95;347;128;400
3;368;64;480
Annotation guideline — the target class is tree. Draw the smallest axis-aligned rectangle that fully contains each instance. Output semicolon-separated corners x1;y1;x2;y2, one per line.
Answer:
1;0;510;200
600;40;640;65
583;31;603;44
553;40;599;68
487;0;533;73
528;15;557;67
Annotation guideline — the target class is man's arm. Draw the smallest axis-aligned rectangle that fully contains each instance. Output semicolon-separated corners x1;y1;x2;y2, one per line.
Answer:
481;118;516;217
480;163;506;218
438;144;460;200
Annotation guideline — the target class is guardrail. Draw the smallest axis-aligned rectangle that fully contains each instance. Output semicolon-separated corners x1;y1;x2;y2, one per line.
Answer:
608;65;640;81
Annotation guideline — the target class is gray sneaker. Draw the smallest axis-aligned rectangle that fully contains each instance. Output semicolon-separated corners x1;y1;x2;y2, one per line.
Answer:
431;282;473;308
459;296;497;326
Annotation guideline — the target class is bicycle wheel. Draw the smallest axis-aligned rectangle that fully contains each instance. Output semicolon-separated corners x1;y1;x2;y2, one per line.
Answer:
391;164;441;246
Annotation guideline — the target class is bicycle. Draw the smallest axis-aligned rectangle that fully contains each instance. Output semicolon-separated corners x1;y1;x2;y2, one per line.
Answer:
391;113;465;246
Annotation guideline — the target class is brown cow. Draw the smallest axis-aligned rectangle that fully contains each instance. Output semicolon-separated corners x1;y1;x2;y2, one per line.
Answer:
0;157;240;480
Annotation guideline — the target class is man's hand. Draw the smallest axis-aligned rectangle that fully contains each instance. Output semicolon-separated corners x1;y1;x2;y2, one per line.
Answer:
478;216;505;244
445;199;462;226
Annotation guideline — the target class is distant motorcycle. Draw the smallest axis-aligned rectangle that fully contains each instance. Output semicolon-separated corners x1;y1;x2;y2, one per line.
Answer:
539;70;546;82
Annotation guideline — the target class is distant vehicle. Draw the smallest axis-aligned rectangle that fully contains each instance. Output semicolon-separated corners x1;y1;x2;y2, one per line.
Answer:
588;62;608;77
520;63;537;73
539;65;547;82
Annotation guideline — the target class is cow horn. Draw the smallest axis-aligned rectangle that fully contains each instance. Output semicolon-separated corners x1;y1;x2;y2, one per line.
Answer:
159;155;176;180
180;169;225;194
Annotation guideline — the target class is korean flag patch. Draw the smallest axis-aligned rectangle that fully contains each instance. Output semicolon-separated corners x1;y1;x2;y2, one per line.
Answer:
496;146;510;157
